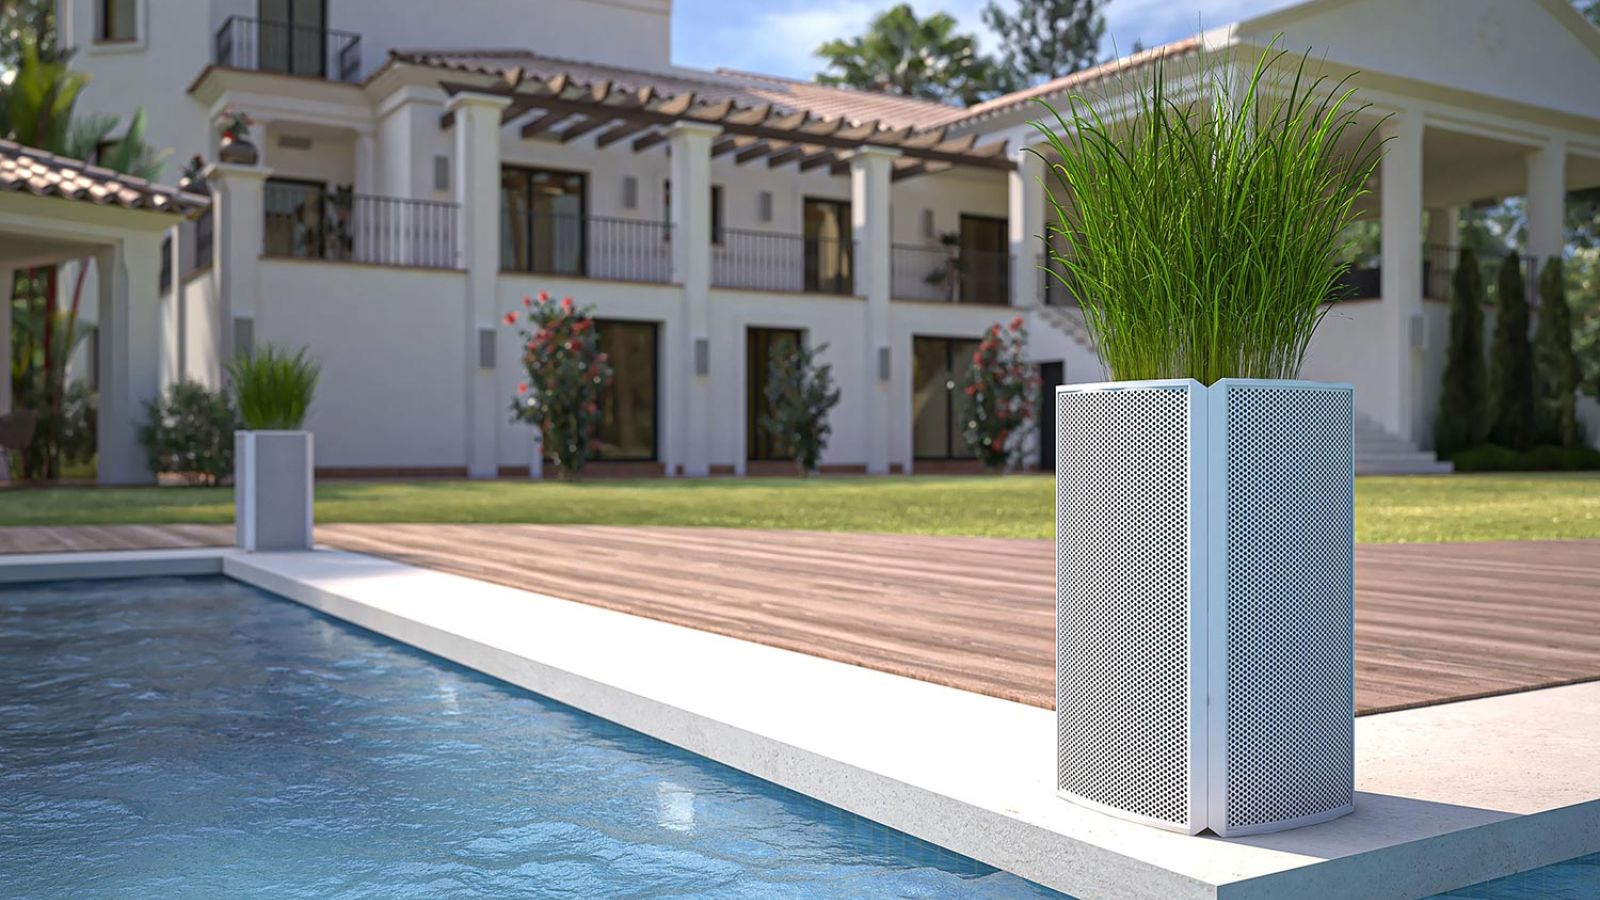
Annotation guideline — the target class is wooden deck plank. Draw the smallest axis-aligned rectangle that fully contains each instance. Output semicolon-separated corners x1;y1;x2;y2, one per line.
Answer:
1;523;1595;716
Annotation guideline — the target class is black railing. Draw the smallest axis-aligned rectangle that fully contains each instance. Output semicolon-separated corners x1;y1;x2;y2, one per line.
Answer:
889;243;1010;303
1335;243;1542;304
264;183;458;269
193;209;213;271
1038;253;1082;307
502;212;673;283
214;16;361;82
713;228;854;295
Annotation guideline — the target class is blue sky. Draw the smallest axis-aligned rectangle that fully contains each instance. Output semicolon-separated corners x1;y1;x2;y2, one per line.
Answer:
671;0;1288;79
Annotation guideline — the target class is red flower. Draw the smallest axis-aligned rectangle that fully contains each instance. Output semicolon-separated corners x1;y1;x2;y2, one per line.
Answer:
537;290;551;303
596;352;609;364
560;296;574;312
583;401;598;415
503;311;518;325
1010;315;1024;331
566;340;578;351
972;351;983;366
522;295;533;307
517;382;529;395
964;384;977;396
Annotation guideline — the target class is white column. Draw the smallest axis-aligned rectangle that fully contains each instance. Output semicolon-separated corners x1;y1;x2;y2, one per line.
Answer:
1525;137;1567;265
1378;109;1423;442
205;162;271;381
1425;206;1458;248
353;130;378;264
668;121;721;478
354;131;378;196
0;268;11;415
96;234;164;484
851;145;900;475
449;91;511;479
1009;146;1045;307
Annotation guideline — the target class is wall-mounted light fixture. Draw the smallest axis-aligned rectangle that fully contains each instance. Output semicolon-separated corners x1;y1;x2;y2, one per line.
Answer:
622;175;639;210
478;328;496;369
758;190;774;223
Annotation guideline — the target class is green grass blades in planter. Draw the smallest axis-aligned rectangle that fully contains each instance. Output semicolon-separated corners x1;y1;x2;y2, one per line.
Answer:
227;345;321;431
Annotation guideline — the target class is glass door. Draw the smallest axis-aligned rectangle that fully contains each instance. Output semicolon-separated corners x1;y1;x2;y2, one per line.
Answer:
594;320;659;461
912;336;982;459
747;328;803;461
258;0;326;77
803;199;851;294
958;214;1009;304
501;167;586;275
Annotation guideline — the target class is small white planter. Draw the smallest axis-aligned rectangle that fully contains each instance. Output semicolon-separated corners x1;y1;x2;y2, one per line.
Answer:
235;430;314;552
1054;378;1354;837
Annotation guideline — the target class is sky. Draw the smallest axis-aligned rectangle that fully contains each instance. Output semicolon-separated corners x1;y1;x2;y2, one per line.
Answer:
671;0;1289;80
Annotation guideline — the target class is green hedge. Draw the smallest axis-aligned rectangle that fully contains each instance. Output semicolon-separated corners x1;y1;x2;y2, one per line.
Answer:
1451;443;1600;472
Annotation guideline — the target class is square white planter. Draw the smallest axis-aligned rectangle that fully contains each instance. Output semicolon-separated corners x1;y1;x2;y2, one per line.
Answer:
235;430;314;553
1054;378;1354;837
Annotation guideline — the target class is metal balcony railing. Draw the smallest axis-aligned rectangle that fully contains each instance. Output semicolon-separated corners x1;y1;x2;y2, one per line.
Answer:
890;243;1011;304
713;228;854;295
264;183;458;269
214;15;361;82
501;211;673;283
1334;244;1541;304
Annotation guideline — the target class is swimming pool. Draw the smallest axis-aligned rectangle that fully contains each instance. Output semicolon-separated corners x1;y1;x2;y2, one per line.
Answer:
0;576;1593;898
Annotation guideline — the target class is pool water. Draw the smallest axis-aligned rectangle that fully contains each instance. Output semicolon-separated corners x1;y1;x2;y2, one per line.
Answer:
1;577;1594;899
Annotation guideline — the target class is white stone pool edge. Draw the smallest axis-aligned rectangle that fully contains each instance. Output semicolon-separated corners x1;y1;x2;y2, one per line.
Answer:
3;547;1596;900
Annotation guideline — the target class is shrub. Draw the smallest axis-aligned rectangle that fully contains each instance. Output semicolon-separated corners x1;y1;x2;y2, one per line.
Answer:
138;380;239;485
1487;252;1535;450
958;315;1041;472
58;380;97;468
1450;443;1600;472
1533;256;1579;447
761;339;842;476
227;345;320;430
506;291;613;479
1033;39;1384;383
1434;248;1487;458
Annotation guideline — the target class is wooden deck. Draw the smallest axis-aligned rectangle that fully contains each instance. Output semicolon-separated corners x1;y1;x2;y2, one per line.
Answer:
3;523;1597;716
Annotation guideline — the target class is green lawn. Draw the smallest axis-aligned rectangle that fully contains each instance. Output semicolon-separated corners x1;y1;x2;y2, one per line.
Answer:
0;473;1595;543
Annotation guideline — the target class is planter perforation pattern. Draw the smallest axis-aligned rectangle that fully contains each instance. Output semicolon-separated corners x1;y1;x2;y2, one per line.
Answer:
1222;386;1355;831
1055;386;1193;827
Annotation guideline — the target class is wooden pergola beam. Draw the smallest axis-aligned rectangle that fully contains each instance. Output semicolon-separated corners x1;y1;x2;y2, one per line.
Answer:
797;148;838;171
766;144;809;168
519;111;566;138
595;120;653;148
633;130;669;152
557;116;613;143
735;140;779;164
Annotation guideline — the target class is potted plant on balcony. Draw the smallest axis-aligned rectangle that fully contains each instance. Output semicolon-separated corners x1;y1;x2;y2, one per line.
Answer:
229;345;321;552
216;107;257;165
1038;41;1384;837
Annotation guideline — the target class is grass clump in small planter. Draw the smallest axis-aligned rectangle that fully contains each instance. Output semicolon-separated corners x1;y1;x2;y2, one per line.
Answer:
1033;39;1386;383
227;345;321;430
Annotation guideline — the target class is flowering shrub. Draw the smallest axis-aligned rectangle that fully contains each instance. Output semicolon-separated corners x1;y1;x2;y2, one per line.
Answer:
761;340;841;476
958;315;1041;472
505;291;613;479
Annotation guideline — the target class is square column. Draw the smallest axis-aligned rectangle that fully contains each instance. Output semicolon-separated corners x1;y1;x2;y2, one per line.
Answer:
449;91;511;479
668;121;721;478
1009;147;1045;307
96;234;165;484
851;145;900;475
1378;109;1423;442
205;162;271;383
1525;138;1567;264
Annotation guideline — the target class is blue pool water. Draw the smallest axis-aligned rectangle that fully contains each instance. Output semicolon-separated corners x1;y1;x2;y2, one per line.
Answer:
0;577;1594;899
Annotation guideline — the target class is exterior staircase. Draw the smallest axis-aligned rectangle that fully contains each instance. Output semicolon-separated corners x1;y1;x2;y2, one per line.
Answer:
1355;416;1453;475
1033;303;1097;352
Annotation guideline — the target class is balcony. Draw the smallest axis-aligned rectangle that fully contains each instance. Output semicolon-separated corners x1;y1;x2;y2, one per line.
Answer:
264;182;458;269
214;16;362;82
713;229;853;295
891;243;1010;304
502;212;673;284
1333;243;1540;303
1038;254;1081;307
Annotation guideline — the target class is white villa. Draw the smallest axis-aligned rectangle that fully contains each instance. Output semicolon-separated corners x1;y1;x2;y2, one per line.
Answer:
13;0;1600;481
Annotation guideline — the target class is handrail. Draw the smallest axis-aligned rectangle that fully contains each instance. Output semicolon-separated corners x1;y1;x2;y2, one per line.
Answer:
214;15;362;82
264;183;459;269
713;227;854;295
501;210;673;284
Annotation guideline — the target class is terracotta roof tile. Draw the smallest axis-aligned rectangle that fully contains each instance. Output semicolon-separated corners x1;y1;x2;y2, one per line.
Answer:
0;139;208;214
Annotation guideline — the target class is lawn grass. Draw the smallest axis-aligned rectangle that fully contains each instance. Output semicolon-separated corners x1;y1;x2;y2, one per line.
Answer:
0;472;1594;543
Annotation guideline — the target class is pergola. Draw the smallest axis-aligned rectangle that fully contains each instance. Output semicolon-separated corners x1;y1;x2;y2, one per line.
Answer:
420;59;1013;181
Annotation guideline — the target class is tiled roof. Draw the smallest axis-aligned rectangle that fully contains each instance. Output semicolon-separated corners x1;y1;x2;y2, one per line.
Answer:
0;139;208;214
392;49;970;130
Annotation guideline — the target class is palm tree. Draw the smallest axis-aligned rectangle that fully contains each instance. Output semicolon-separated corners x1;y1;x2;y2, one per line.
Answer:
815;4;999;106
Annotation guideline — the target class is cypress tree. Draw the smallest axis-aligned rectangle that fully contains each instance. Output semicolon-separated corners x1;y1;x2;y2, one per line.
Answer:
1487;251;1536;450
1433;248;1487;458
1533;256;1579;447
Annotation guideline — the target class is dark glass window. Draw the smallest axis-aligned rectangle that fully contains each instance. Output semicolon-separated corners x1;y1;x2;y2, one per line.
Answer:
100;0;136;41
803;198;851;294
257;0;327;77
958;214;1009;304
159;233;172;293
193;210;214;271
747;327;803;461
912;336;982;459
501;166;586;275
594;320;658;461
263;178;328;259
662;181;723;244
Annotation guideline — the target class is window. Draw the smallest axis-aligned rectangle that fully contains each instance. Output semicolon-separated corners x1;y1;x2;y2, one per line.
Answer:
803;198;851;294
193;210;214;271
501;166;586;275
159;233;172;293
957;214;1009;304
746;327;802;461
257;0;327;76
912;336;982;459
263;178;329;259
594;320;659;461
90;139;118;167
661;181;724;243
99;0;137;42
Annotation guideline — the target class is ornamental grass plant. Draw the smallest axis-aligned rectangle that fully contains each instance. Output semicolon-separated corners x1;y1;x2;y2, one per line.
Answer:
227;344;321;431
1033;40;1386;384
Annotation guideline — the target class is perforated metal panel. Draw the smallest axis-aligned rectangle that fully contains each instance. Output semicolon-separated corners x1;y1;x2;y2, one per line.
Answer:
1055;381;1201;832
1213;381;1355;836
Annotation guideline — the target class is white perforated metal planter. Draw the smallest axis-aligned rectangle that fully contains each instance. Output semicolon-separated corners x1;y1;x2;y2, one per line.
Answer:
1054;378;1354;837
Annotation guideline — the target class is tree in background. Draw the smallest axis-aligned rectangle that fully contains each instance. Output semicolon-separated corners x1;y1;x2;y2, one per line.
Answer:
506;292;614;479
1487;252;1536;450
1533;257;1580;446
1433;248;1487;459
982;0;1105;91
958;316;1040;472
0;0;56;68
761;340;842;476
815;4;998;105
